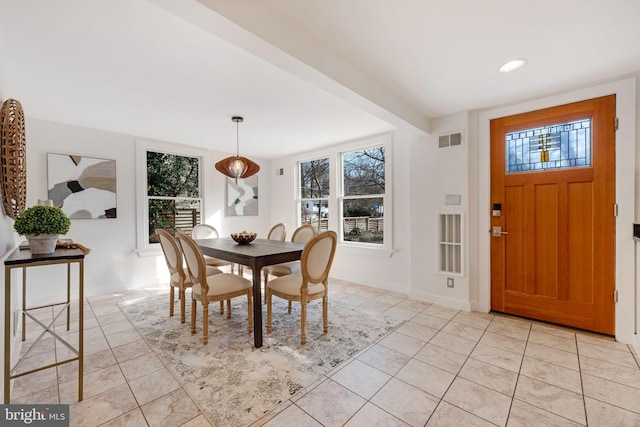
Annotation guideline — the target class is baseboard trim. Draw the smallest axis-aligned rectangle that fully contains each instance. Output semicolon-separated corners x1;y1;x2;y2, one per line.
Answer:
408;290;472;312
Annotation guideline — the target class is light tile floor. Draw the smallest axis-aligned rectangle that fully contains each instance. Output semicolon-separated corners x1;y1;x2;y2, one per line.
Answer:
9;279;640;426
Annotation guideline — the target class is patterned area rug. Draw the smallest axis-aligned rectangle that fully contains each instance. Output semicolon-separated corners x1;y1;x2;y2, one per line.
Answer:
119;293;402;427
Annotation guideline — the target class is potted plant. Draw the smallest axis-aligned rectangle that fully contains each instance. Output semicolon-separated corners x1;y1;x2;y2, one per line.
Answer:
13;205;71;254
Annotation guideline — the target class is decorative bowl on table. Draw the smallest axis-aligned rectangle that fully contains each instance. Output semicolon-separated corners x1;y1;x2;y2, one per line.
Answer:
231;231;257;245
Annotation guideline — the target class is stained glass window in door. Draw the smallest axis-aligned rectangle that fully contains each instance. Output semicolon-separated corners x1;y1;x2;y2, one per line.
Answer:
506;118;591;173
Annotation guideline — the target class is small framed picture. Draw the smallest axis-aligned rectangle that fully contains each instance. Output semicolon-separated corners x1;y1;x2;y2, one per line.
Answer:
226;175;258;216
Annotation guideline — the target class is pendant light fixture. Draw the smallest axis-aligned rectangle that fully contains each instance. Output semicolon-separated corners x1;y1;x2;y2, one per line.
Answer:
215;116;260;182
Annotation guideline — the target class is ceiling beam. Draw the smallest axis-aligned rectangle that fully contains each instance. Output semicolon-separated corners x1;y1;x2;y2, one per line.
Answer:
149;0;430;135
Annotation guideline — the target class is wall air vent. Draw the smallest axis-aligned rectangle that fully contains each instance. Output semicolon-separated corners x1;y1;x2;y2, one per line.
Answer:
438;213;463;275
438;131;463;148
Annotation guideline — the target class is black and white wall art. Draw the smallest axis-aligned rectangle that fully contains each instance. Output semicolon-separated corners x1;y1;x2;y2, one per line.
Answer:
47;153;117;219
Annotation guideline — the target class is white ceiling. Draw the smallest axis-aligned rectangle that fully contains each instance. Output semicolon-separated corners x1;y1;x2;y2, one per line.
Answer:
1;0;639;159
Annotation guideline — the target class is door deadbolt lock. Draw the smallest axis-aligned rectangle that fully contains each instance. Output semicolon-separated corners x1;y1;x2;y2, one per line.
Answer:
492;226;508;237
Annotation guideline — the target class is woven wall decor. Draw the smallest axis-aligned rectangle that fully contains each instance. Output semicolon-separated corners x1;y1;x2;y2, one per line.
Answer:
0;98;27;219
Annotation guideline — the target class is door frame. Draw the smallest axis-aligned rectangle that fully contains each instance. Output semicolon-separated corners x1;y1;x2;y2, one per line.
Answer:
476;77;636;343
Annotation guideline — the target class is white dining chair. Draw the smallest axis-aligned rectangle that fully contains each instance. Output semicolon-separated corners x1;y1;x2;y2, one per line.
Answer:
267;222;287;241
262;224;315;303
192;224;235;273
157;229;224;323
266;230;337;345
176;232;253;345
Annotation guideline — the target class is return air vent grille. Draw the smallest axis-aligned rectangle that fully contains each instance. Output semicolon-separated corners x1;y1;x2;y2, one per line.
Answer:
438;213;463;275
438;132;463;148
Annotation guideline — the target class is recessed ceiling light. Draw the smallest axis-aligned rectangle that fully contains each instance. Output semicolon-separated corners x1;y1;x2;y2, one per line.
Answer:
499;58;527;73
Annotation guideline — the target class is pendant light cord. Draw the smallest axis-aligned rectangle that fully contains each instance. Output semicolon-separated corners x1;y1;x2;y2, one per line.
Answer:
236;119;240;158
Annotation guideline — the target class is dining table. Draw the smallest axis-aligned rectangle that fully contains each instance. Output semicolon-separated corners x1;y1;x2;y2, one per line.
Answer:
196;237;305;348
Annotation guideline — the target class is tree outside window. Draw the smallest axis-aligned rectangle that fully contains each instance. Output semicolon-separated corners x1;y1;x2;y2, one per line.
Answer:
299;158;329;233
341;146;385;244
147;151;201;243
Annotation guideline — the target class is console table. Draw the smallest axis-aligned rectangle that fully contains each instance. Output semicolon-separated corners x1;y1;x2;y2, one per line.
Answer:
3;246;85;403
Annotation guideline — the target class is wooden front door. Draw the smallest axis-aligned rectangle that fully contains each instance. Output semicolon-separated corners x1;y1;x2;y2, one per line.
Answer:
490;95;616;335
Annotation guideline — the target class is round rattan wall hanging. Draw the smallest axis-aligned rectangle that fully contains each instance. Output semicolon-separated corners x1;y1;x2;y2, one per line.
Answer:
0;98;27;219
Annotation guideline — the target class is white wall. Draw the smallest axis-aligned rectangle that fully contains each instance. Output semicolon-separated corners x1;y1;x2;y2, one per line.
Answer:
21;118;272;306
0;38;23;403
0;40;19;263
635;76;640;353
410;112;471;310
0;47;17;254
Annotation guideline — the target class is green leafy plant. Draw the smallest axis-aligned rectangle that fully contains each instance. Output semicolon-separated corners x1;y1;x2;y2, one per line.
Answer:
13;205;71;236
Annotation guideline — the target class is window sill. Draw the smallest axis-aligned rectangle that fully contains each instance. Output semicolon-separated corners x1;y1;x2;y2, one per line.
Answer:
338;242;395;258
136;247;162;257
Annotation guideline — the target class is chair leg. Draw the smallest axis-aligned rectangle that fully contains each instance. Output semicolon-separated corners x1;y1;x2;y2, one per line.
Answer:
301;300;307;345
288;301;292;314
169;287;175;317
219;300;224;315
247;292;253;332
190;299;197;334
179;289;186;323
203;302;209;345
323;296;328;334
266;291;272;333
226;299;232;319
263;271;269;303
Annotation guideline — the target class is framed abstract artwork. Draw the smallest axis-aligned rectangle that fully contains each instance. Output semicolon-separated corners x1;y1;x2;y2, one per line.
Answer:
226;175;258;216
47;153;117;219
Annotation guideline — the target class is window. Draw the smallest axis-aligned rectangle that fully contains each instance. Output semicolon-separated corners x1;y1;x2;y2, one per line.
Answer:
146;151;201;243
299;158;329;233
136;140;205;252
294;135;391;252
506;118;592;173
341;145;385;245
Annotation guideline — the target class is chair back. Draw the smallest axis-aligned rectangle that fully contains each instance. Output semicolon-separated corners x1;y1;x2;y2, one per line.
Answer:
157;229;185;282
268;223;286;241
192;224;220;239
176;232;208;292
291;224;315;244
301;231;337;284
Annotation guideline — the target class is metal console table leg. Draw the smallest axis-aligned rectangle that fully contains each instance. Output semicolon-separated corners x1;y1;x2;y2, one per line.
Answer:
3;247;85;404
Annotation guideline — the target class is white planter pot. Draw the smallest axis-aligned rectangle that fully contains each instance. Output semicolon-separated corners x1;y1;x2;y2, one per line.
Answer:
26;234;59;254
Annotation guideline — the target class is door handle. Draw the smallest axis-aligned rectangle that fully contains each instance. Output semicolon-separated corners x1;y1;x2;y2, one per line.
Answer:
492;226;508;237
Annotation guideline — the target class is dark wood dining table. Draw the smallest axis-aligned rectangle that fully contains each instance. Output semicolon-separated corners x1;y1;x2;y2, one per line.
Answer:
196;237;304;347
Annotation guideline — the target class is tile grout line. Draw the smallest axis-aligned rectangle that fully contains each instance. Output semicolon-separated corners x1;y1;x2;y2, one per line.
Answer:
576;330;589;427
506;319;531;427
